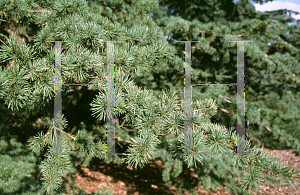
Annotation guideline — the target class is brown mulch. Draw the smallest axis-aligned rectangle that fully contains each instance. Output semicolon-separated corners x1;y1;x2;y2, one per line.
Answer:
65;148;300;195
249;148;300;195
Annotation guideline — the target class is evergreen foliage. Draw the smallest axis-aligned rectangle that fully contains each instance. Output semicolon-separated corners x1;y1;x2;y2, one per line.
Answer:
145;0;300;156
0;0;299;194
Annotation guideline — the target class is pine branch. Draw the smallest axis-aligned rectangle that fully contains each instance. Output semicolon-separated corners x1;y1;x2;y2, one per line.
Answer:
63;131;77;141
48;126;77;141
116;136;133;144
271;20;283;30
28;2;52;14
199;30;244;38
28;9;51;14
43;129;51;139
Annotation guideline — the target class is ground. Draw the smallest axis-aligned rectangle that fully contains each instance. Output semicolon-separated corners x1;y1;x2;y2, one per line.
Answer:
64;148;300;195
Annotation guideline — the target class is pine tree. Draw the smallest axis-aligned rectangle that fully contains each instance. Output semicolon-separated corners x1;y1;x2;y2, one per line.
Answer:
145;0;300;155
0;0;299;195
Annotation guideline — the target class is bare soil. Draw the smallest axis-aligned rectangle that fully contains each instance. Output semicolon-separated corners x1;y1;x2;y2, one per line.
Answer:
65;148;300;195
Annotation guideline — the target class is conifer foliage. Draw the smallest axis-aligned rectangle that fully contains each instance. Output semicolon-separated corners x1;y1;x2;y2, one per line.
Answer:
0;0;299;194
148;0;300;156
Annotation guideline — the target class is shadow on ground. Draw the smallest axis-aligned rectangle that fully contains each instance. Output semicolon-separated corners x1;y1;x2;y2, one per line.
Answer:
72;157;202;195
